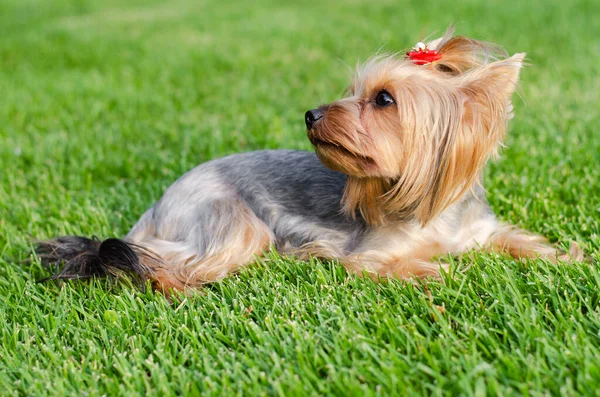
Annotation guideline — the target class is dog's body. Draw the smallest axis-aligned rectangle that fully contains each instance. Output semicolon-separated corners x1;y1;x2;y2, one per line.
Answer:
37;28;583;293
124;149;497;288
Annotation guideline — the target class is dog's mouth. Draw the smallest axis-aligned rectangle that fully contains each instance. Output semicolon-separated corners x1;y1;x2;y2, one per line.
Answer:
310;137;354;157
309;137;343;151
309;136;377;173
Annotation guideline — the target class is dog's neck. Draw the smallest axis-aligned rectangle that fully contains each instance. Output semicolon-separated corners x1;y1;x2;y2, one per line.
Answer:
342;176;395;225
342;174;479;227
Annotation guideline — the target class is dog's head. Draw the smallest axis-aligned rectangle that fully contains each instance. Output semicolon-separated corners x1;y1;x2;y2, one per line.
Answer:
305;28;525;225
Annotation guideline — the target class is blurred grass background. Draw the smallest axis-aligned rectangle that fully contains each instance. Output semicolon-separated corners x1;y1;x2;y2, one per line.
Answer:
0;0;599;395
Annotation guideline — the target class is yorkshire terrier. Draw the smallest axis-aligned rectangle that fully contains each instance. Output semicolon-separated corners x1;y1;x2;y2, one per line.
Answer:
37;28;583;293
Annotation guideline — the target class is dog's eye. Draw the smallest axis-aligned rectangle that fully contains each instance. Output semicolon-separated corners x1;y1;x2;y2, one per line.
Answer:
375;90;395;107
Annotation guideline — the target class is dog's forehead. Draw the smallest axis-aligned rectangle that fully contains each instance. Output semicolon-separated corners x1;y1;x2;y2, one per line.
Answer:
351;56;416;95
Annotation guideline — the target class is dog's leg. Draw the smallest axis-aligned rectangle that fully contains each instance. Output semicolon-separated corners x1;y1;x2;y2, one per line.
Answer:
484;224;584;263
339;250;444;281
130;199;274;293
282;239;444;281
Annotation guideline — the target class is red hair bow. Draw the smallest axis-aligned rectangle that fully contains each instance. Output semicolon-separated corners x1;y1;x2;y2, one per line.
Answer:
406;42;442;65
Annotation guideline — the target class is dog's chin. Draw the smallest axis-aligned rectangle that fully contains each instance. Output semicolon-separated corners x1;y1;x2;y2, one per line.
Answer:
310;138;378;177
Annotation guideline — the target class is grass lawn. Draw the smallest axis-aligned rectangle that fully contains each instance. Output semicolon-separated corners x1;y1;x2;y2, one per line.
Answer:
1;0;599;395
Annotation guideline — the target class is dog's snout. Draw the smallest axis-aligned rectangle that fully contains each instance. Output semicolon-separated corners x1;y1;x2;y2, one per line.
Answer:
305;108;324;129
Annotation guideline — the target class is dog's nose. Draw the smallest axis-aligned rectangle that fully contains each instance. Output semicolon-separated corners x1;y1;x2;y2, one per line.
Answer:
305;108;324;129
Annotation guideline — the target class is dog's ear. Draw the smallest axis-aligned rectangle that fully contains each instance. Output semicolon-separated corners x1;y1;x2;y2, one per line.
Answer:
460;53;526;130
462;52;525;97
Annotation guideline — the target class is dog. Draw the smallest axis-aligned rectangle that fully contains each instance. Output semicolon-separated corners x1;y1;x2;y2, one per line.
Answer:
37;27;583;294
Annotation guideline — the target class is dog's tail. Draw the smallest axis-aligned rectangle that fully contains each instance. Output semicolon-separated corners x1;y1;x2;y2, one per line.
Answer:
36;236;162;287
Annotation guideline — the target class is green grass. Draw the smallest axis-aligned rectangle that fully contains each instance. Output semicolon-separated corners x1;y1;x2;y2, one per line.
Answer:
1;0;599;395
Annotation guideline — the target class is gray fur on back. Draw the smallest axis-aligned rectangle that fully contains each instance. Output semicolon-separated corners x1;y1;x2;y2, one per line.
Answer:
213;150;364;228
